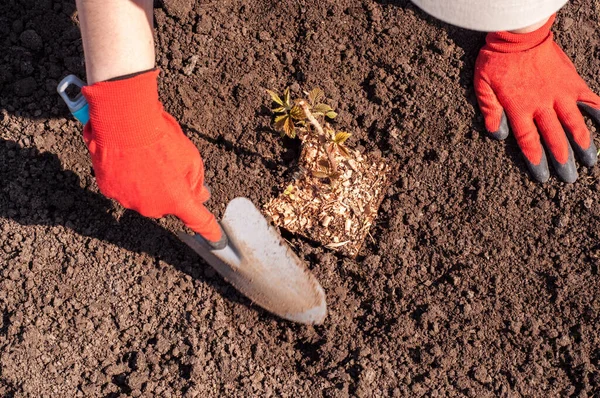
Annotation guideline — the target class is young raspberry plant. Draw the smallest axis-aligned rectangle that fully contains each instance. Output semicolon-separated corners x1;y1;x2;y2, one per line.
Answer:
267;87;351;182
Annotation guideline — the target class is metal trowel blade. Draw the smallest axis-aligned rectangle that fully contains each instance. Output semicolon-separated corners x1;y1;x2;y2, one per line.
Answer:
178;197;327;325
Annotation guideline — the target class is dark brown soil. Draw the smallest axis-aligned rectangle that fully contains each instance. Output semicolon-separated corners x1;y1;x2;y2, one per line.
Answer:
1;0;600;396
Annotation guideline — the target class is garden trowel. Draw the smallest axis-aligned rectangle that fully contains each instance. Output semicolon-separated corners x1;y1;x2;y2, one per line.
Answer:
57;75;327;325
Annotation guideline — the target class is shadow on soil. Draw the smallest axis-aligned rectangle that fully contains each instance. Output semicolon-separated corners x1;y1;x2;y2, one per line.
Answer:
375;0;538;177
0;138;255;308
375;0;486;88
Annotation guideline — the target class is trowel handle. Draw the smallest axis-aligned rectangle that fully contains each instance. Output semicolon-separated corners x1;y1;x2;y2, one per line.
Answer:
57;75;90;125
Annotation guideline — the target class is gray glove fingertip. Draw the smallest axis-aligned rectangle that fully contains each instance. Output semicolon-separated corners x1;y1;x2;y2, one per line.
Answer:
524;150;550;183
489;112;509;140
548;145;578;184
578;102;600;125
572;102;599;167
574;140;597;168
206;223;228;250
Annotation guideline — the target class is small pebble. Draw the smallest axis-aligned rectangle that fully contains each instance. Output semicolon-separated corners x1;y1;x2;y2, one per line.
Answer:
19;29;43;51
14;77;37;97
560;17;574;31
12;20;23;34
258;30;271;42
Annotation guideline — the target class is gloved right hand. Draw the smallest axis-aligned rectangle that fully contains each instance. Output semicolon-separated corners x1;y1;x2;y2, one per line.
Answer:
81;69;224;244
474;15;600;183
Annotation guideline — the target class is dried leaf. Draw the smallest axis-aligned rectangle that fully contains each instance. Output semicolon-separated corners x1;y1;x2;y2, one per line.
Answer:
334;131;352;144
272;106;287;113
312;170;330;179
308;88;324;106
312;103;333;115
325;110;338;119
336;144;351;158
329;171;342;180
318;159;330;169
326;143;336;157
266;89;284;106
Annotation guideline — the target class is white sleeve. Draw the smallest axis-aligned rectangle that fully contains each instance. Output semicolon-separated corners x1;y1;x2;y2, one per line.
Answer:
410;0;568;31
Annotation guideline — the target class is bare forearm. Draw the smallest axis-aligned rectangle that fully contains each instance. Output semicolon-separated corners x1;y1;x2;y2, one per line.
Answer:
76;0;155;84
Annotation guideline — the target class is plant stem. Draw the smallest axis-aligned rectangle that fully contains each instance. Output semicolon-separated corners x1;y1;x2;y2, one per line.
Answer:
298;100;338;173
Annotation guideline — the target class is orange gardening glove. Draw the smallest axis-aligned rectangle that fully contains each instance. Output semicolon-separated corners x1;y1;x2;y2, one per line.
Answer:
475;15;600;183
81;69;223;243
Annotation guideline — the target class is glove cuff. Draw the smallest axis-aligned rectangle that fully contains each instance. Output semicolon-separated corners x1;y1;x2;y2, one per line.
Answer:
485;14;556;53
82;69;167;148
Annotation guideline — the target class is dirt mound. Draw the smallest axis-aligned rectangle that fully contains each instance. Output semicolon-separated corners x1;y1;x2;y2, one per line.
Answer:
1;0;599;396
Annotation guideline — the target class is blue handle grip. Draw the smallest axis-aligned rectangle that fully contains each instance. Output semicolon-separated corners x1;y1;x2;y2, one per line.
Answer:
71;104;90;125
57;75;90;125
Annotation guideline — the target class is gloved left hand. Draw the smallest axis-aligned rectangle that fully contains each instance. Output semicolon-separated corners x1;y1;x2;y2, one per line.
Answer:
475;15;600;183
